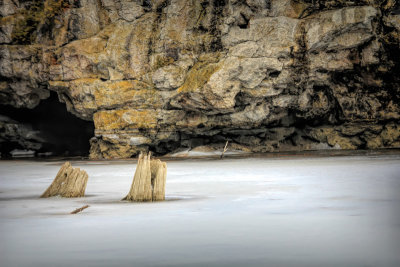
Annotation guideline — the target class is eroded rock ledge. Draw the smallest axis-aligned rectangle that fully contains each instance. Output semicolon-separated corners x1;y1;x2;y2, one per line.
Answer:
0;0;399;158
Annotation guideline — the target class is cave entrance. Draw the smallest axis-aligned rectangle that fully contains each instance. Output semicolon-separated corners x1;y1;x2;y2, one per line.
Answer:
0;91;94;157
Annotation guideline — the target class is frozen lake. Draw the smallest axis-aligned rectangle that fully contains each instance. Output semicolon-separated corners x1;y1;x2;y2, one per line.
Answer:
1;154;400;267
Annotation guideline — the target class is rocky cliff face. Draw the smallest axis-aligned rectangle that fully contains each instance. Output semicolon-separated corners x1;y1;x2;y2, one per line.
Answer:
0;0;399;158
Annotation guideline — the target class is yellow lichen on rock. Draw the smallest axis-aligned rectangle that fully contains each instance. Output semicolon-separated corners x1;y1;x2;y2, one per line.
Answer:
381;123;400;145
49;79;161;118
177;60;221;93
11;0;69;44
308;127;359;149
288;1;309;18
93;80;159;108
93;109;158;131
326;133;358;150
64;37;107;55
151;54;175;70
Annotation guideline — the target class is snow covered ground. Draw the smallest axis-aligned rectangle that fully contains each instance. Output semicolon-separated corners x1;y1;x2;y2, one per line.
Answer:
1;154;400;267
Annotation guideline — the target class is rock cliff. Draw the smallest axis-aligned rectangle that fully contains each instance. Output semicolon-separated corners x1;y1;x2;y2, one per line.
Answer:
0;0;399;158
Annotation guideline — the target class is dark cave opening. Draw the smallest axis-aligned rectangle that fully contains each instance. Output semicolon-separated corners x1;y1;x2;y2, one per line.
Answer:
0;91;94;157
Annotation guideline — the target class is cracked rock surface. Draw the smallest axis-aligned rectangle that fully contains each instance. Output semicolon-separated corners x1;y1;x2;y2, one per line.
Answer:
0;0;399;158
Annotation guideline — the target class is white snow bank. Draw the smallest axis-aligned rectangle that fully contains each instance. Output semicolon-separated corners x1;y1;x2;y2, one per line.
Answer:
167;145;249;157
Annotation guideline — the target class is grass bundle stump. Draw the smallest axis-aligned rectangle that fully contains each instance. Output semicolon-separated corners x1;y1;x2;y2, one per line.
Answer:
123;152;167;202
40;162;89;198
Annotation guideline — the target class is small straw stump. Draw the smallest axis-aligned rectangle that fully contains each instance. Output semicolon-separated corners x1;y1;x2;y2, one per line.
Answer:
40;162;89;198
123;152;167;202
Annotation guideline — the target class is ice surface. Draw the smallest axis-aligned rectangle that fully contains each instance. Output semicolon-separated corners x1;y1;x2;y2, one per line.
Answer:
9;149;35;158
1;155;400;267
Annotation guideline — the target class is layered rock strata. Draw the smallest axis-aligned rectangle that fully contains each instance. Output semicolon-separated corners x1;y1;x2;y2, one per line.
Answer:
0;0;399;158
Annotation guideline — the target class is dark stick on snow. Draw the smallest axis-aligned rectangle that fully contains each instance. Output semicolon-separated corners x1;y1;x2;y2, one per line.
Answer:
220;141;229;159
70;205;90;214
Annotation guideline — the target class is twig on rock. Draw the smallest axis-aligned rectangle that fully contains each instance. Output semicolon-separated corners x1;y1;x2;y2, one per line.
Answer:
220;141;229;159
